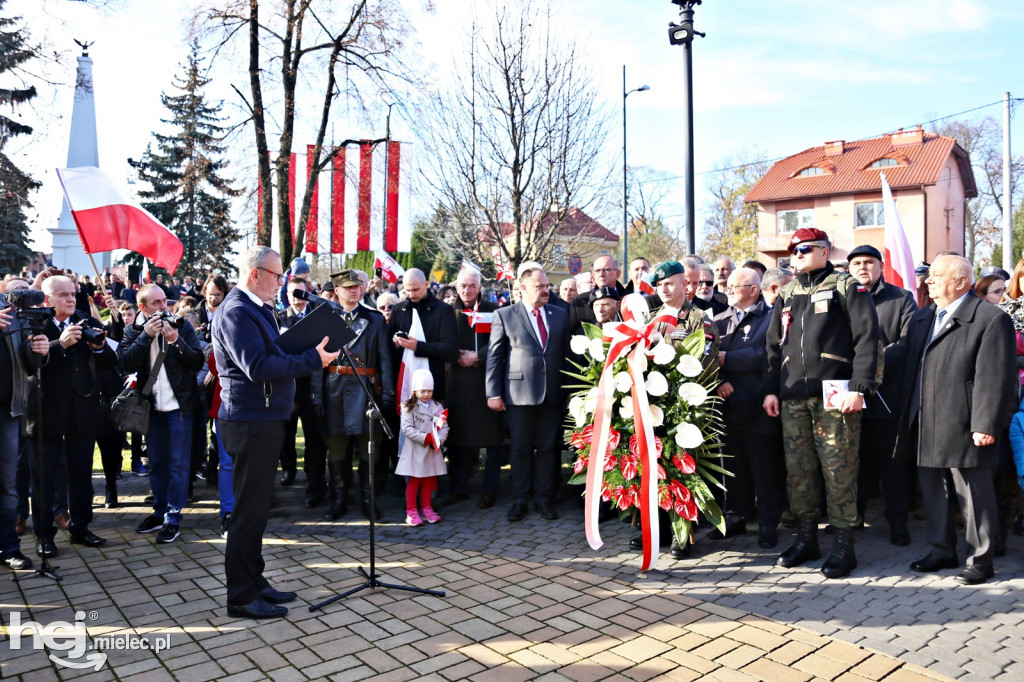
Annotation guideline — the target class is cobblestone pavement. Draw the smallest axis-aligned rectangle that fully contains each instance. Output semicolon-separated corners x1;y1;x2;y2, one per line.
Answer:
2;467;1020;681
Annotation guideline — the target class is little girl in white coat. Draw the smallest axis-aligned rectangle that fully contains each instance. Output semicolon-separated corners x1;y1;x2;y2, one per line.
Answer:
397;369;448;526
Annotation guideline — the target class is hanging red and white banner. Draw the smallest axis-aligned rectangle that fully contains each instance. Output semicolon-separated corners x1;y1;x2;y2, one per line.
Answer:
880;172;917;297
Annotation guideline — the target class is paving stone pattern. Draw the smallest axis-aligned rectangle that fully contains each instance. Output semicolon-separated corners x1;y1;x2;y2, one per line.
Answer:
2;469;1020;681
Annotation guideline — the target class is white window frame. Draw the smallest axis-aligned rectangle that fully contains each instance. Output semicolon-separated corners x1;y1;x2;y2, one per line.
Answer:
855;201;885;228
777;208;814;234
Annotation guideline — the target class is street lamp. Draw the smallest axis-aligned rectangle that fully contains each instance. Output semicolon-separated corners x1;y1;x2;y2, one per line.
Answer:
623;65;650;268
668;0;705;255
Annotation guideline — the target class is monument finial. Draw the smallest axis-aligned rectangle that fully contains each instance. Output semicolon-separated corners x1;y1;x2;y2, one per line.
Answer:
73;39;95;56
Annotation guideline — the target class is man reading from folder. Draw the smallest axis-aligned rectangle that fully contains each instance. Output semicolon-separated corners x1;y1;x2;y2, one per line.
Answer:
212;246;339;619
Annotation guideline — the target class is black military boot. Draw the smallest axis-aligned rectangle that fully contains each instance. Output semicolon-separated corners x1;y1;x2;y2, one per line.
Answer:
324;465;348;521
821;527;857;579
104;482;120;509
777;516;821;568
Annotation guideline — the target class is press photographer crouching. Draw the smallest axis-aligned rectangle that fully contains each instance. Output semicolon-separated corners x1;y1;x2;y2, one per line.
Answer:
30;276;117;558
119;283;204;545
0;289;50;570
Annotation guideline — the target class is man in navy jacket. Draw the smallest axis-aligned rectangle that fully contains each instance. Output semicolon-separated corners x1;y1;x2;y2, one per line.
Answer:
212;246;338;619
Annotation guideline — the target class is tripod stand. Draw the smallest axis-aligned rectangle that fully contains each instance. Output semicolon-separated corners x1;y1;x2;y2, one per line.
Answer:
310;346;445;611
1;326;61;582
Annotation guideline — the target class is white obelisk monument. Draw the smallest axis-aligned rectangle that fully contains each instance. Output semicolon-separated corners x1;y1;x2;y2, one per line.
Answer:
49;42;110;274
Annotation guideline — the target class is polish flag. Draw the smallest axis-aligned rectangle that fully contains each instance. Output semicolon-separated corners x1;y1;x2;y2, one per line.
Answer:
880;172;917;297
56;166;184;273
491;248;515;282
461;259;481;273
373;249;405;284
141;258;151;284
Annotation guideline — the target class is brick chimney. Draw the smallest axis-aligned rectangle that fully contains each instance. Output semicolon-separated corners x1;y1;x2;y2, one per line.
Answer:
891;124;924;147
823;140;845;156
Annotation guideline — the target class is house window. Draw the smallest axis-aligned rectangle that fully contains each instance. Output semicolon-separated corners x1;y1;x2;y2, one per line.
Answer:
796;166;825;177
553;245;567;261
855;201;885;228
777;208;814;234
869;158;899;168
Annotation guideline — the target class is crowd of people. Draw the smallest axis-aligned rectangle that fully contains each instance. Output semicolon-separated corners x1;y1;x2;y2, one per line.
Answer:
1;229;1022;618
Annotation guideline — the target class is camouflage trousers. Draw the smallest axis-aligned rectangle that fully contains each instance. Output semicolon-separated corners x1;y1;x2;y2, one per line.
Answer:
780;397;862;529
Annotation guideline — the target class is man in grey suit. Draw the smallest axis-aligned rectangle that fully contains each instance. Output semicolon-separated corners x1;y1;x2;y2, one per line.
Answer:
895;255;1016;585
486;262;569;522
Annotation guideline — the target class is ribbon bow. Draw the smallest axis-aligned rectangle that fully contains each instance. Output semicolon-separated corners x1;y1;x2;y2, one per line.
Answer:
585;294;678;570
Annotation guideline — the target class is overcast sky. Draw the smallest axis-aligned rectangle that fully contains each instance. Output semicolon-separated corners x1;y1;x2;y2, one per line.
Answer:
7;0;1024;254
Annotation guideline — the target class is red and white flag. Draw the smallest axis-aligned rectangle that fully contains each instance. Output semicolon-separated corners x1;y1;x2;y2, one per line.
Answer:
461;259;481;273
464;302;493;334
373;249;405;284
279;141;413;256
56;166;184;273
141;258;151;284
491;248;515;282
430;409;448;453
880;172;917;297
638;273;655;295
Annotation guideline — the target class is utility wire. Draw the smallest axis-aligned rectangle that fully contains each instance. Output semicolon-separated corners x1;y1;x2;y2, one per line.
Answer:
644;97;1023;185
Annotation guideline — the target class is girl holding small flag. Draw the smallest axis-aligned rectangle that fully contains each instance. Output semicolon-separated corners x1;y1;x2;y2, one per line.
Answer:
397;369;448;526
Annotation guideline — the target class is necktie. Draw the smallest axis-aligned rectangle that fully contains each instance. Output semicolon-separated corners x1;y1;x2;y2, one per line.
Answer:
533;308;547;347
933;309;947;339
345;311;356;326
736;310;745;324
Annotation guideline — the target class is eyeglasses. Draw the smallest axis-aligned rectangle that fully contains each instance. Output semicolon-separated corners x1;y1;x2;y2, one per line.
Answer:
698;280;714;287
378;304;395;310
793;244;823;255
724;284;757;293
258;267;285;283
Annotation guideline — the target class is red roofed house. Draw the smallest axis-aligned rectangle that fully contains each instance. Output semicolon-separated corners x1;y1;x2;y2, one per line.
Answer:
484;207;620;281
745;126;977;267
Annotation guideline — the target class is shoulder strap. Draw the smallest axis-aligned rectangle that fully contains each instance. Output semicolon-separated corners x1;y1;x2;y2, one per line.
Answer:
779;279;799;306
141;341;167;396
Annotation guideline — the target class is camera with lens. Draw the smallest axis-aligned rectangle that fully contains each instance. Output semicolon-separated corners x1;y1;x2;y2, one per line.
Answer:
154;311;185;329
0;289;55;333
80;322;107;345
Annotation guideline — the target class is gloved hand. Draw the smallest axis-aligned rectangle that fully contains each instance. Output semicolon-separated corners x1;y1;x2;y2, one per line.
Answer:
423;433;436;451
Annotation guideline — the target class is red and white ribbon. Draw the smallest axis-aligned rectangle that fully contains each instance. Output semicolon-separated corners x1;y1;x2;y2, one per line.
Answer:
585;294;677;570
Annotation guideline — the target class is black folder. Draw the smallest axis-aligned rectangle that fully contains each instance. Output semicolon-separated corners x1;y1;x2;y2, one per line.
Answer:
275;302;356;354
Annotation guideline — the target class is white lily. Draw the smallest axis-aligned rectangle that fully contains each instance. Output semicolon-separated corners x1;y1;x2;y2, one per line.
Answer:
677;354;703;377
570;335;590;356
589;337;606;362
584;387;599;415
649;340;676;365
675;422;703;448
679;382;708;406
613;371;633;394
645;371;668;397
619;395;633;420
568;395;586;427
650;404;664;427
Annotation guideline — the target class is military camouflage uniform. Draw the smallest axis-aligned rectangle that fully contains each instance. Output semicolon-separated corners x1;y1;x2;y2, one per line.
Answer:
655;300;720;374
762;263;881;529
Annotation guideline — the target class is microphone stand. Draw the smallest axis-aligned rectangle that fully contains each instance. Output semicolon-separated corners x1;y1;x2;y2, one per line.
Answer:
310;343;445;611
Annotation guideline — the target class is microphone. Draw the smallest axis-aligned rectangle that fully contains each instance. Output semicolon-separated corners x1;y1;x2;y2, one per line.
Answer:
291;288;343;312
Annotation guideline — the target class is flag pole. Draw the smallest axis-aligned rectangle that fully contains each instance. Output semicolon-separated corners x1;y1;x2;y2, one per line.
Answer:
86;252;120;322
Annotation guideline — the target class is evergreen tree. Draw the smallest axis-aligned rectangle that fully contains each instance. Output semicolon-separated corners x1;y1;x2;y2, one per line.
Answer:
0;0;38;273
128;43;239;276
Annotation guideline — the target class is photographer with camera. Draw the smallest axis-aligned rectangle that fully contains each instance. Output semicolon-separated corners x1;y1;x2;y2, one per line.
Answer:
119;283;205;545
29;276;117;558
0;293;50;571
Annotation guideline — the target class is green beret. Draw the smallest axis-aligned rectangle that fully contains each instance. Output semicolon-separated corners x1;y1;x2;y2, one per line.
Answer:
650;261;684;285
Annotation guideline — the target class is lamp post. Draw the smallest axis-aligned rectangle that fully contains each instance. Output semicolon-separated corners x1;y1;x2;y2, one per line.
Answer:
668;0;705;255
623;65;650;268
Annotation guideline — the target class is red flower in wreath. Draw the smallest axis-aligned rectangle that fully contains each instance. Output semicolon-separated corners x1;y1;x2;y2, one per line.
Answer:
673;452;697;475
658;484;672;511
600;483;613;502
573;456;587;474
628;434;665;458
620;453;639;480
675;498;699;521
570;424;595;450
607;429;621;451
603;454;619;472
669;479;691;503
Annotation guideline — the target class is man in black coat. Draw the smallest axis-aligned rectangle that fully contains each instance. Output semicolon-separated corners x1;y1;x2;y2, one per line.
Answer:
31;276;118;556
387;268;459;405
894;255;1016;585
276;278;328;504
847;245;917;545
446;268;505;508
714;268;786;548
